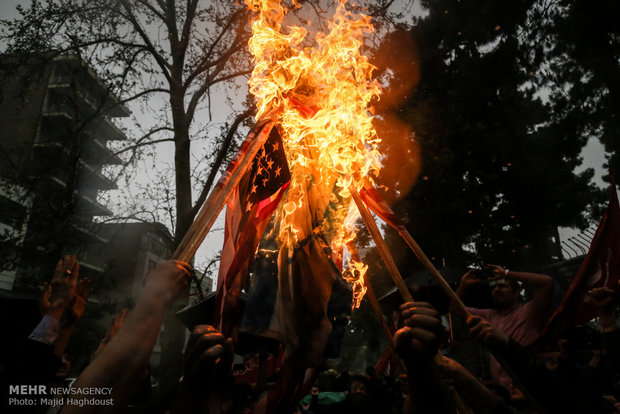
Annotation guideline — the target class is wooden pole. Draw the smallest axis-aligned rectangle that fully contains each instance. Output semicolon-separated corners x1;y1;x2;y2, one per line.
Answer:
350;187;413;302
396;229;470;317
353;186;538;410
358;178;470;316
173;120;275;262
364;277;396;351
351;188;479;409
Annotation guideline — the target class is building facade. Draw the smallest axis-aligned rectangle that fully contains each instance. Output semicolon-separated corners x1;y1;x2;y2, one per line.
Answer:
0;53;128;291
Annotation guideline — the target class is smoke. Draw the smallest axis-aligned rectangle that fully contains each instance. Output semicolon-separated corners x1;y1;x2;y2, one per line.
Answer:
373;114;421;205
370;29;422;204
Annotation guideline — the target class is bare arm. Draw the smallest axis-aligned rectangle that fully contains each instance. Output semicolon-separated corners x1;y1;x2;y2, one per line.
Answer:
395;302;456;414
169;325;234;414
455;269;479;299
436;355;510;414
63;260;191;414
95;308;129;358
587;286;617;332
54;277;92;357
452;269;480;316
488;264;553;311
39;255;79;322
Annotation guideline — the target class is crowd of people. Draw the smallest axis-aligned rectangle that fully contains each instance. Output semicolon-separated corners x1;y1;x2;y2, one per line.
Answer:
1;255;619;413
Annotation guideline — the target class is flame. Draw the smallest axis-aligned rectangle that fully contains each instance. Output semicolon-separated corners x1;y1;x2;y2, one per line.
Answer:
246;0;381;307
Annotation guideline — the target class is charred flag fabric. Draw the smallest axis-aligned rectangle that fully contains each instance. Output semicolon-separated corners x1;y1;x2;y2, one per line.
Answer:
215;122;290;340
359;179;406;232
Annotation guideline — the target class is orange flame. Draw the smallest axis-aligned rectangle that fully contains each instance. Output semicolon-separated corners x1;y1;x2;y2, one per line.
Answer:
246;0;381;308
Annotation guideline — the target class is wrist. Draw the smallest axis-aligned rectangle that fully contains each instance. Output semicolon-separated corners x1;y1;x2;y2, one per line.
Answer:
137;289;171;314
63;316;80;328
46;304;66;321
599;312;617;332
404;357;437;374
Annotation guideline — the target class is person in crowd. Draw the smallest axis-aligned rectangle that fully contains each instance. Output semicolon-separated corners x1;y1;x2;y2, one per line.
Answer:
467;312;612;413
394;301;511;414
2;256;86;383
583;285;620;411
169;324;235;413
62;260;191;413
1;255;90;413
455;264;553;390
298;375;346;413
94;308;128;359
320;371;381;414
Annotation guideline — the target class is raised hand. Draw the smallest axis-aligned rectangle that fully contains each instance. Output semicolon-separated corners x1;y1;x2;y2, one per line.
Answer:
587;286;618;332
587;286;616;308
182;325;234;393
39;282;52;315
460;269;482;287
50;255;79;307
39;255;79;320
485;264;508;280
106;308;129;341
68;278;92;322
466;315;509;349
142;260;192;308
95;308;129;358
394;301;444;364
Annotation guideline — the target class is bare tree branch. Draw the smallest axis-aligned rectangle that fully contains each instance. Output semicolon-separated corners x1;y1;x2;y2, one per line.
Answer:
191;107;253;216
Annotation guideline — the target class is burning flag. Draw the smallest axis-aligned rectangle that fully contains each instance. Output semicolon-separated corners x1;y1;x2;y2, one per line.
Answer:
234;0;385;366
246;0;382;308
214;121;291;340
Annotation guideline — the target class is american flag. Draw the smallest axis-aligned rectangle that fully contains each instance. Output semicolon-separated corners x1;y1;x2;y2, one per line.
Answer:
215;122;290;340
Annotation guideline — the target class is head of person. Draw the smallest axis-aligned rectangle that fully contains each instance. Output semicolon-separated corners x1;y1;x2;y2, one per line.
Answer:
491;278;521;309
348;374;368;395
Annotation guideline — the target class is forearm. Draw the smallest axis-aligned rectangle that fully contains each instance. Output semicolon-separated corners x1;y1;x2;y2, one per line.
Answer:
441;360;507;414
489;339;605;414
451;284;470;316
455;282;468;299
54;321;77;357
508;271;553;306
506;271;552;290
597;306;616;332
46;305;66;322
64;295;168;413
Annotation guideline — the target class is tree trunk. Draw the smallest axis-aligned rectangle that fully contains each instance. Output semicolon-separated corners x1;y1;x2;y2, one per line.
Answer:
159;87;193;397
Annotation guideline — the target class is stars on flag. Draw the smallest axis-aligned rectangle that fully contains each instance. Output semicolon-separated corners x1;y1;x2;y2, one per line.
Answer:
243;127;291;211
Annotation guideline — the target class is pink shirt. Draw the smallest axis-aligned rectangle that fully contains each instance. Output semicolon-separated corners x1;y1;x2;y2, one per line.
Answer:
469;301;544;389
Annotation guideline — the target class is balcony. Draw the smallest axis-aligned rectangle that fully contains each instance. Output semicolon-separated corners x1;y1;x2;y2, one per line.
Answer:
78;159;117;191
49;176;114;217
77;259;106;275
49;56;130;118
41;109;73;122
90;138;122;165
75;194;113;217
70;222;109;244
88;117;127;141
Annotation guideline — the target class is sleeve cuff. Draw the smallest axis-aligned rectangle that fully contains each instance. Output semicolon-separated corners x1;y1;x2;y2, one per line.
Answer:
28;314;60;344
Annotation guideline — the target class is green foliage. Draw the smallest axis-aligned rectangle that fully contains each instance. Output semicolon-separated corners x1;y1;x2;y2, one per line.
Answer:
366;0;606;281
533;0;620;175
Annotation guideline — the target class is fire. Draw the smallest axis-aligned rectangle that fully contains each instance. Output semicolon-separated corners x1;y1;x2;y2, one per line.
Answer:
246;0;382;308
